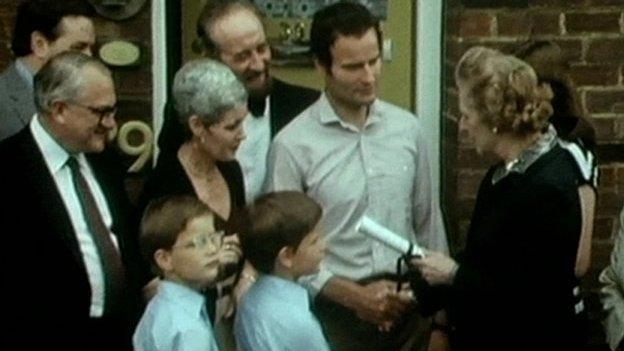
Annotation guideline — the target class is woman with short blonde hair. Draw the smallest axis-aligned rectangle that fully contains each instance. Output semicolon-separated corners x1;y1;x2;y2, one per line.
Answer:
413;46;589;351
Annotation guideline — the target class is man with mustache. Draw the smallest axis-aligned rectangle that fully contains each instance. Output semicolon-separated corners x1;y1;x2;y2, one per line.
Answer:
159;0;319;204
267;3;448;350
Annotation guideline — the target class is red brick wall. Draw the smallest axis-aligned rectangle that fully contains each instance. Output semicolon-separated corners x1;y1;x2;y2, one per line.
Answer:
443;0;624;347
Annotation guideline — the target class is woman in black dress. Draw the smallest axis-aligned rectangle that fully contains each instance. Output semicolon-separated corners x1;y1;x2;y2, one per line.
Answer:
414;47;589;351
139;59;251;349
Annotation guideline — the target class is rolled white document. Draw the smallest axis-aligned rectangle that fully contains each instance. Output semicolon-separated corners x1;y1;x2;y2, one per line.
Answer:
355;216;424;257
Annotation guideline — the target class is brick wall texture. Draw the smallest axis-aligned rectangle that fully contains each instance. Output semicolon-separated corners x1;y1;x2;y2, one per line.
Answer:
444;0;624;347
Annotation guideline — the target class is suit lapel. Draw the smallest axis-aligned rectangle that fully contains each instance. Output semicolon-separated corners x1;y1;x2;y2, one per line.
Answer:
268;78;320;137
18;130;87;271
269;79;286;137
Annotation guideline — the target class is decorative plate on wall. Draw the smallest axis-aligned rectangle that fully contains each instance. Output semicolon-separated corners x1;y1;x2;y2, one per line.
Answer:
88;0;147;21
99;40;141;67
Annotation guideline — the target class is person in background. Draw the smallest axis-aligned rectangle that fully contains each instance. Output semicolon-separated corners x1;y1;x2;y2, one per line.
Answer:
134;195;223;351
413;46;589;351
235;191;329;351
600;206;624;351
512;40;596;150
0;0;95;140
513;40;598;280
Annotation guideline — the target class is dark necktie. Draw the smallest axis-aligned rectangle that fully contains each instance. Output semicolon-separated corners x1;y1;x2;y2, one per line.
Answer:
248;95;266;118
66;156;126;316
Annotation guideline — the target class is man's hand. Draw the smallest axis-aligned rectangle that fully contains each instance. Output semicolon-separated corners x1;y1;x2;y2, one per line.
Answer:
322;277;414;330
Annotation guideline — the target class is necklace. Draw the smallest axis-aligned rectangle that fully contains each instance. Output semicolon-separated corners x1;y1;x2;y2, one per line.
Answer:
178;142;218;181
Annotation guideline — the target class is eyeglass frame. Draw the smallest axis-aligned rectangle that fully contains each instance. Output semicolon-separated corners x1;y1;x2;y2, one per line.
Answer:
171;230;226;253
68;101;118;124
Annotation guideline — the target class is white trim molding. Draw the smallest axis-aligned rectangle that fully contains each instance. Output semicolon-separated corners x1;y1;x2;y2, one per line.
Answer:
151;0;167;164
415;0;443;197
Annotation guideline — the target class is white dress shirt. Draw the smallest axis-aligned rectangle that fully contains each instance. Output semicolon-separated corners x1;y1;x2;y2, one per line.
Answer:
31;115;118;317
268;94;448;296
237;97;271;204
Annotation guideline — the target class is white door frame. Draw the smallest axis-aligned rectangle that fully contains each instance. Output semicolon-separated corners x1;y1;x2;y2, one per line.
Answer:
415;0;443;198
152;0;167;163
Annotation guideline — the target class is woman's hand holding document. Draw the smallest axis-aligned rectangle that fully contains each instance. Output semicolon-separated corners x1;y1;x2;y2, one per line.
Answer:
356;216;457;285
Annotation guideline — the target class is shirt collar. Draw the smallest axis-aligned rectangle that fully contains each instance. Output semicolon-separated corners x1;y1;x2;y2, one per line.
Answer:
31;115;75;174
316;92;381;130
260;275;310;305
15;58;35;88
160;281;206;319
491;124;558;184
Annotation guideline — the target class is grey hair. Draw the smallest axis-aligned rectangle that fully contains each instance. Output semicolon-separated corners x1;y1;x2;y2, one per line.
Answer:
173;59;247;128
34;51;111;116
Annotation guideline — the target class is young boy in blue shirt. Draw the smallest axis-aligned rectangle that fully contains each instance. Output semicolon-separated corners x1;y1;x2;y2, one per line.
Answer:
133;195;223;351
235;191;330;351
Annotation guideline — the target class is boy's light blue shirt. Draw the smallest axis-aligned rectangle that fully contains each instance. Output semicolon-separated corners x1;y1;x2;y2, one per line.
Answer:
235;275;330;351
133;281;219;351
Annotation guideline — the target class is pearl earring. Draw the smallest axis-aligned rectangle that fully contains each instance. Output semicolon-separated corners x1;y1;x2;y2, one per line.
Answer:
492;127;498;134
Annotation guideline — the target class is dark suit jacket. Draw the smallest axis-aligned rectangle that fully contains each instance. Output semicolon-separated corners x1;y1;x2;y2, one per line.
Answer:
0;127;142;349
268;78;320;136
0;62;36;140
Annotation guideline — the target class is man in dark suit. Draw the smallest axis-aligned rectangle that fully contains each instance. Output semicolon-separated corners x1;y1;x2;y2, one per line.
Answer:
158;0;320;203
0;0;95;141
0;52;140;350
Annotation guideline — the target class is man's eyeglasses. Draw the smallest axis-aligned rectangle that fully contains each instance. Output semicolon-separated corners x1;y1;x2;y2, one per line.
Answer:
70;102;117;123
172;230;225;253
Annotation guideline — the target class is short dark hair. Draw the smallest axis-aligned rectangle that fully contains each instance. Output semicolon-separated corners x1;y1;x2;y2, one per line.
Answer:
196;0;263;57
140;195;213;275
310;1;382;69
239;191;322;274
11;0;95;57
511;40;596;148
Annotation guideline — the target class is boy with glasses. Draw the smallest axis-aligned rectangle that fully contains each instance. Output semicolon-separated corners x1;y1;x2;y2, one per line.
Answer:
133;195;228;351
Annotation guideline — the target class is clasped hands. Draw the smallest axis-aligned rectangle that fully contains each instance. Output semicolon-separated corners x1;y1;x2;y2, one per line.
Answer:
353;280;414;331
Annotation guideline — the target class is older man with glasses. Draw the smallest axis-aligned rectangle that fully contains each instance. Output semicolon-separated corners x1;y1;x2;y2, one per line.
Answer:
0;51;142;351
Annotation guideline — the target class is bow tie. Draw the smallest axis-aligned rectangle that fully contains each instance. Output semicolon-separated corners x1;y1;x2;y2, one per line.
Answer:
248;96;266;118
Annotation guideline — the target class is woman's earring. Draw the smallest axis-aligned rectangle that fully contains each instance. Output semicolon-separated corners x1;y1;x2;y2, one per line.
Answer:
492;127;498;134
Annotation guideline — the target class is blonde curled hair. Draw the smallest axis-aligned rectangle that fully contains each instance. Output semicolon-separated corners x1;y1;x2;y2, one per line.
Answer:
455;46;554;135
